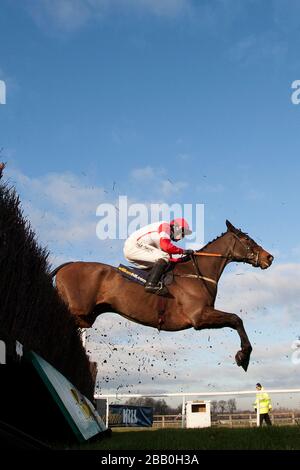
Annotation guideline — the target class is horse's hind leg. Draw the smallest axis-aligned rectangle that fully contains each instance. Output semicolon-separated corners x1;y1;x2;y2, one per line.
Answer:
72;304;111;328
192;307;252;371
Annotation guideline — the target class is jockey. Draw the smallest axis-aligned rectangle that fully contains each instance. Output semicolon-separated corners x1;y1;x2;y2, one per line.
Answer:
123;218;194;293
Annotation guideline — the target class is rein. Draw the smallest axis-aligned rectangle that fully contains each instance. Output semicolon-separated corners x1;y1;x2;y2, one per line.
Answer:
175;253;219;286
177;273;217;285
186;250;230;285
194;232;260;266
194;252;226;258
190;254;218;286
174;232;260;287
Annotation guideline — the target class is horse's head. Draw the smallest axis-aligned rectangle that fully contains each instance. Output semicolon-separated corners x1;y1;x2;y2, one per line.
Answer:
226;220;274;269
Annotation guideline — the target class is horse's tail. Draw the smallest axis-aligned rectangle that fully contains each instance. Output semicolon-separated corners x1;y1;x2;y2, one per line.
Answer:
50;261;74;278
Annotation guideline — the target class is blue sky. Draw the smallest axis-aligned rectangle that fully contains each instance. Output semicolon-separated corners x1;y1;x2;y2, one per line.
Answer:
1;0;300;407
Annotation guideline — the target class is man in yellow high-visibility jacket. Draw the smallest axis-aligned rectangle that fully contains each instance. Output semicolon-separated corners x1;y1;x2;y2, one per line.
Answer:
253;383;272;426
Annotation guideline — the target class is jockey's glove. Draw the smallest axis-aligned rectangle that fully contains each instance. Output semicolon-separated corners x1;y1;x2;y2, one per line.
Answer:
183;249;194;256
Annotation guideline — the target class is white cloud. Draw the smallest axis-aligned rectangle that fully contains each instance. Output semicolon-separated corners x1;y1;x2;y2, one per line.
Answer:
292;245;300;257
9;167;107;214
131;166;156;181
161;179;187;197
227;32;287;66
26;0;192;32
5;165;117;268
197;182;225;194
131;166;187;198
218;263;300;322
246;188;265;201
134;0;190;17
28;0;96;32
177;153;192;161
228;35;257;62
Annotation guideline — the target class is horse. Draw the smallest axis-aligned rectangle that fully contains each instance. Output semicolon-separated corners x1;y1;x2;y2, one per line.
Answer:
51;220;273;371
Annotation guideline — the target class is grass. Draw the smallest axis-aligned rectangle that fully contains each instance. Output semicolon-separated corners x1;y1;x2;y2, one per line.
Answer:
71;426;300;450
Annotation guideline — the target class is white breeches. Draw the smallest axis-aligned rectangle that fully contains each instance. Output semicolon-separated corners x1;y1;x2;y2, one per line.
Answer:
123;240;170;269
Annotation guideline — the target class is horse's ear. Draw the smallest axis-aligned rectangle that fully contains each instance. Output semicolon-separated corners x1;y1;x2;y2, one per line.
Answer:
226;220;238;233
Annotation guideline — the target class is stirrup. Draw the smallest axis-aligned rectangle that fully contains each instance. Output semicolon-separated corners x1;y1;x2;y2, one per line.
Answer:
145;282;160;293
145;281;168;295
156;284;168;296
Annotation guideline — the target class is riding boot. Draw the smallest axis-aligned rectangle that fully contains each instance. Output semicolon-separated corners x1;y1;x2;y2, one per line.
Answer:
145;259;168;294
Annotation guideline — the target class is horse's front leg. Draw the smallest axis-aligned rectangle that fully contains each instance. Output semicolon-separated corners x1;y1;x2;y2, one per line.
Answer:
191;307;252;371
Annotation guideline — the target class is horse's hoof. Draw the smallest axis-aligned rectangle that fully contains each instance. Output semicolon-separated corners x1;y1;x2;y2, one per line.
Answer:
235;350;243;366
241;359;249;372
235;350;250;372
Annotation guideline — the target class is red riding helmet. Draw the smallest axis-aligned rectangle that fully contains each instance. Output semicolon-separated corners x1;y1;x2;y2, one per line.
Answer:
170;218;192;236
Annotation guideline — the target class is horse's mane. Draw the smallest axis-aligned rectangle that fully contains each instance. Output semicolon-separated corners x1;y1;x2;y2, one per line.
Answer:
195;223;252;253
177;232;228;264
196;231;227;253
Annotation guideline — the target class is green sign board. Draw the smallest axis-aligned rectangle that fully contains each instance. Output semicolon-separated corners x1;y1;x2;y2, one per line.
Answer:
29;351;106;443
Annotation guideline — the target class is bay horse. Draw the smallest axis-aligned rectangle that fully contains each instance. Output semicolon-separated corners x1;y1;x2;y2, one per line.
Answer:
51;220;273;371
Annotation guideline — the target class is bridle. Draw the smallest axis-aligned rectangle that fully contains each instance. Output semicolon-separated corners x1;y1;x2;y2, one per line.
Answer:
194;232;260;266
228;232;260;267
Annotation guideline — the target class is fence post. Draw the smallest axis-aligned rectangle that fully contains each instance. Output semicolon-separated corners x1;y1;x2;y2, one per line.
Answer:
292;412;295;425
106;398;109;428
182;396;186;429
